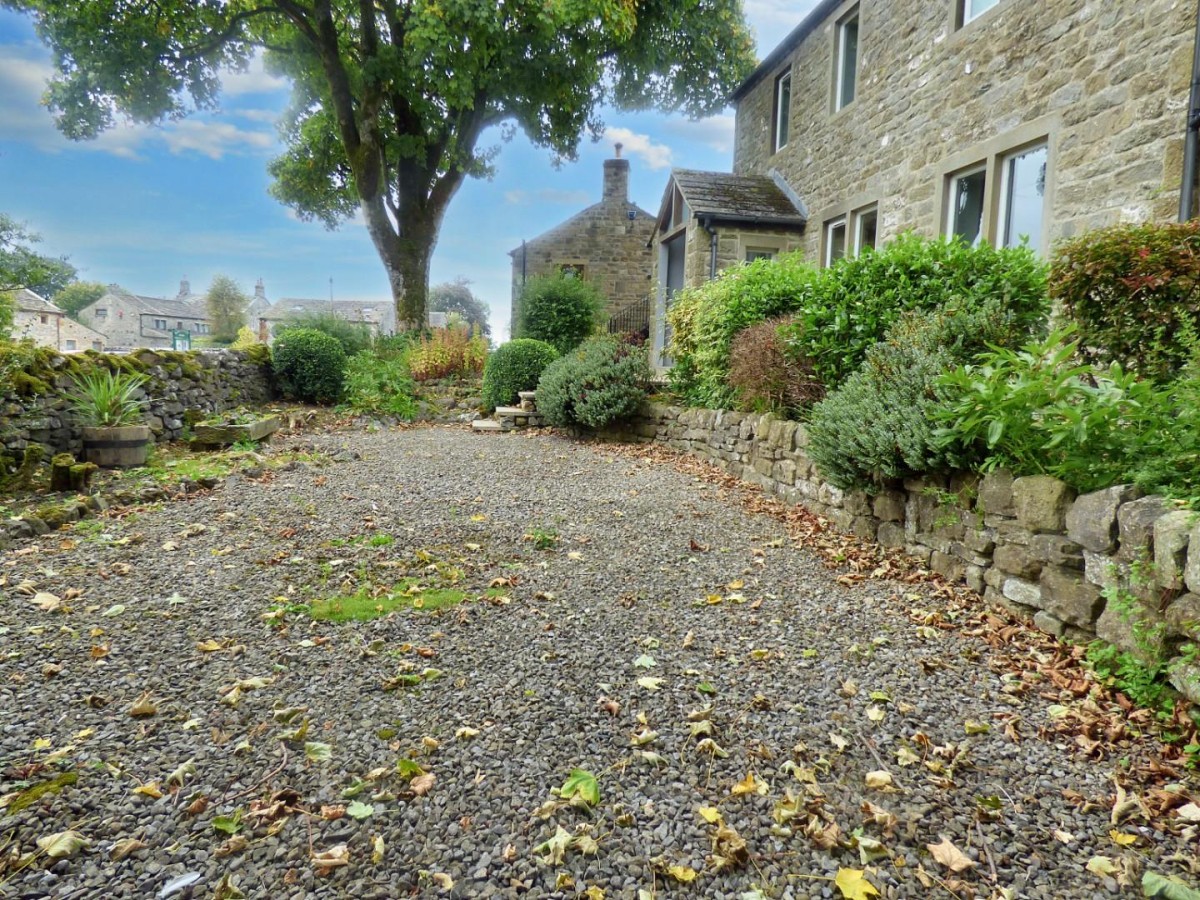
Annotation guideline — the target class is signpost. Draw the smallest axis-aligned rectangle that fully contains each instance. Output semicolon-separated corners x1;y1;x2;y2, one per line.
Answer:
171;330;191;351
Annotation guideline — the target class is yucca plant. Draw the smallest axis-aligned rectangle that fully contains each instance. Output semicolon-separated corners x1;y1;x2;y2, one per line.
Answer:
68;370;149;427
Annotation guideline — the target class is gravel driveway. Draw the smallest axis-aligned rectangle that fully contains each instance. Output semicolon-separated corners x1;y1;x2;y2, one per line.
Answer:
0;425;1194;899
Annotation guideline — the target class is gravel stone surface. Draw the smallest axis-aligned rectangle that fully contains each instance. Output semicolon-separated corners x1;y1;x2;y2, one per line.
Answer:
0;425;1192;899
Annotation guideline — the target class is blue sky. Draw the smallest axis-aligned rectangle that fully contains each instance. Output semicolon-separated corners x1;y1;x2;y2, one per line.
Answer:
0;2;816;339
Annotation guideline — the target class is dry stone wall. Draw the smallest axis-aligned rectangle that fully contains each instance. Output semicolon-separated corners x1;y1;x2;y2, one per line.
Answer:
606;403;1200;700
1;349;274;457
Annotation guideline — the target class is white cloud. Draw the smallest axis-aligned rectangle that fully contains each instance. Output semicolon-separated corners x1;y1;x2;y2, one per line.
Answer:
602;127;673;171
231;108;281;124
661;114;736;156
220;55;288;97
0;42;276;161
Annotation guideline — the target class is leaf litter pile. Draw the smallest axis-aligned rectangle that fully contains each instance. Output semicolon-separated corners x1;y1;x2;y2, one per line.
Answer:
0;425;1197;899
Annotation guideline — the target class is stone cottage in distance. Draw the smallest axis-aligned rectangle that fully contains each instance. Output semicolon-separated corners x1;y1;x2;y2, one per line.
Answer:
509;149;656;336
9;289;107;352
652;0;1200;363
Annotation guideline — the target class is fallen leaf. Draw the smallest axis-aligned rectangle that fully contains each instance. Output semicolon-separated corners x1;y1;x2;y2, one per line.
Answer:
1086;856;1118;877
410;773;436;796
698;806;723;824
633;654;656;669
304;742;332;763
864;770;894;791
128;692;157;718
197;639;223;652
834;868;880;900
37;830;90;859
31;592;62;612
730;770;768;797
109;838;147;860
371;834;385;864
637;676;663;691
534;825;572;866
431;872;454;890
1143;871;1200;899
668;865;698;883
927;836;976;873
1052;829;1075;844
346;801;374;820
311;844;350;869
133;782;164;799
559;769;599;806
213;873;246;900
1109;829;1137;847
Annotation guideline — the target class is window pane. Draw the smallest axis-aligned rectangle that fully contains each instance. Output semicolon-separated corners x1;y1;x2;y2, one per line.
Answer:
775;73;791;151
856;209;878;253
951;169;986;246
965;0;999;22
745;249;775;262
827;222;847;265
1003;145;1047;254
839;16;858;108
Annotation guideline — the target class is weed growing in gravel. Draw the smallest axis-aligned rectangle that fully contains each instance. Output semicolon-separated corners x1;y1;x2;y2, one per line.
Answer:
367;533;394;547
310;581;466;622
525;526;558;550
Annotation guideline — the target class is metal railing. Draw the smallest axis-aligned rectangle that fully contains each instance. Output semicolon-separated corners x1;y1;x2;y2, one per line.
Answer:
606;296;651;341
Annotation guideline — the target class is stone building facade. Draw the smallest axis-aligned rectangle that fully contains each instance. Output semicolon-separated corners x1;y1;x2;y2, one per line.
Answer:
509;155;657;336
732;0;1196;265
9;289;107;352
77;286;213;350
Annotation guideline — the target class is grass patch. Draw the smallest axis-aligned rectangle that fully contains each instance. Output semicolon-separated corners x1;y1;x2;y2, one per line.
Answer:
310;582;466;622
5;771;78;816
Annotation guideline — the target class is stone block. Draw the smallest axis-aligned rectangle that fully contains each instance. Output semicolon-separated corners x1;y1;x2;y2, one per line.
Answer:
1040;564;1105;628
851;516;878;540
1190;522;1200;595
947;543;991;567
1013;475;1076;533
965;565;985;594
1066;485;1142;553
961;527;997;555
930;551;967;582
872;491;906;523
1084;551;1122;590
844;490;873;517
1033;611;1070;638
877;522;906;549
978;468;1016;517
1168;662;1200;705
1117;495;1169;562
993;543;1042;580
984;567;1005;590
1154;510;1196;590
1096;598;1169;664
1002;577;1043;609
772;459;797;486
1164;593;1200;641
905;543;933;565
987;586;1034;620
818;483;844;508
793;425;809;450
1029;534;1085;570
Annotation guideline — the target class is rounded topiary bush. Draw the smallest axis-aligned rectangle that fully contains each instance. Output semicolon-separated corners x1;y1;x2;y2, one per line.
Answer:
272;327;348;404
515;273;604;355
537;336;650;430
481;338;558;411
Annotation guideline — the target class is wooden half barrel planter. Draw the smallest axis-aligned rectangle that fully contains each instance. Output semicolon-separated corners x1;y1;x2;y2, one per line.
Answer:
191;415;281;451
81;425;153;468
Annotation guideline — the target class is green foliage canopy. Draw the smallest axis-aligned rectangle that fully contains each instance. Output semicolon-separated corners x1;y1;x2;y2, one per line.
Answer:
0;213;77;299
204;275;249;344
8;0;757;327
54;280;107;319
515;273;605;355
430;278;490;337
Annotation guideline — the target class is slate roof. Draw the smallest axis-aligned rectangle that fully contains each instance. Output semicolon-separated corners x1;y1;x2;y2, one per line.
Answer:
13;288;65;315
661;169;807;229
262;298;398;334
99;285;208;319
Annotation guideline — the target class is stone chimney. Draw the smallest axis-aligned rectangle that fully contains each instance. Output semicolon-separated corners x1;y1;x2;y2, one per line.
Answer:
254;278;266;301
178;278;190;298
603;144;629;204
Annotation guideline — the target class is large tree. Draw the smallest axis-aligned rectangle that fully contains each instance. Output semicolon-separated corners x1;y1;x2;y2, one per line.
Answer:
54;280;107;319
0;213;77;298
6;1;756;330
204;274;249;343
430;277;490;337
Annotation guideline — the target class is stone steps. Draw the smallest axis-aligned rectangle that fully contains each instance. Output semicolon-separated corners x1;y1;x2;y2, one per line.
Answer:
471;391;544;434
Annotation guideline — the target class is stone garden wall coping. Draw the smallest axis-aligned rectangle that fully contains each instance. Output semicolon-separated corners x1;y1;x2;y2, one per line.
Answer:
605;402;1200;700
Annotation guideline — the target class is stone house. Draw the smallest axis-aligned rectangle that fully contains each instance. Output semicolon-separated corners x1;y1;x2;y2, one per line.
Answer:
77;286;213;351
9;289;107;352
509;151;657;336
257;297;397;342
652;0;1199;363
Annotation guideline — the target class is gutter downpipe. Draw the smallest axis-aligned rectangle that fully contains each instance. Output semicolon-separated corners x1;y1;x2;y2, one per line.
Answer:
701;217;718;280
1180;0;1200;222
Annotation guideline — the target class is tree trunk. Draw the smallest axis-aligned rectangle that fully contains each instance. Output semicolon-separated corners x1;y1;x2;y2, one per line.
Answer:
360;197;437;333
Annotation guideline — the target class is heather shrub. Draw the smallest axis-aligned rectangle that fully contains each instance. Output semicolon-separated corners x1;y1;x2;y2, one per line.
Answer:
728;315;823;415
515;274;604;355
807;299;1041;490
407;325;488;381
666;253;816;408
1050;220;1200;381
272;327;347;404
481;338;558;411
537;336;651;430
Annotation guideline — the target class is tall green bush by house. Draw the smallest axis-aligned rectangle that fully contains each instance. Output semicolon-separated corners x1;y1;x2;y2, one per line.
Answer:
278;312;374;357
666;253;816;409
806;299;1044;490
272;327;347;404
481;338;558;411
515;273;604;355
537;336;651;430
1050;220;1200;381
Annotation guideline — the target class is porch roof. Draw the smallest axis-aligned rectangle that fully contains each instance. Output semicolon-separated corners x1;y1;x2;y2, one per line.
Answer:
661;169;808;230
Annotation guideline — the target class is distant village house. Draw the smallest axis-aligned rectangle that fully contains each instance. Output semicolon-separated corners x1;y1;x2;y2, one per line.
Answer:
10;289;107;352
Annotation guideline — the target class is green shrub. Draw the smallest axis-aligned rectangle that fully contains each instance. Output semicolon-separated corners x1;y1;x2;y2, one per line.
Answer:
727;315;823;415
343;350;419;418
667;235;1048;411
783;233;1048;388
935;327;1200;498
537;337;651;430
277;312;374;357
1051;220;1200;381
807;300;1040;490
515;274;604;355
666;253;816;408
272;327;347;404
481;338;558;411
